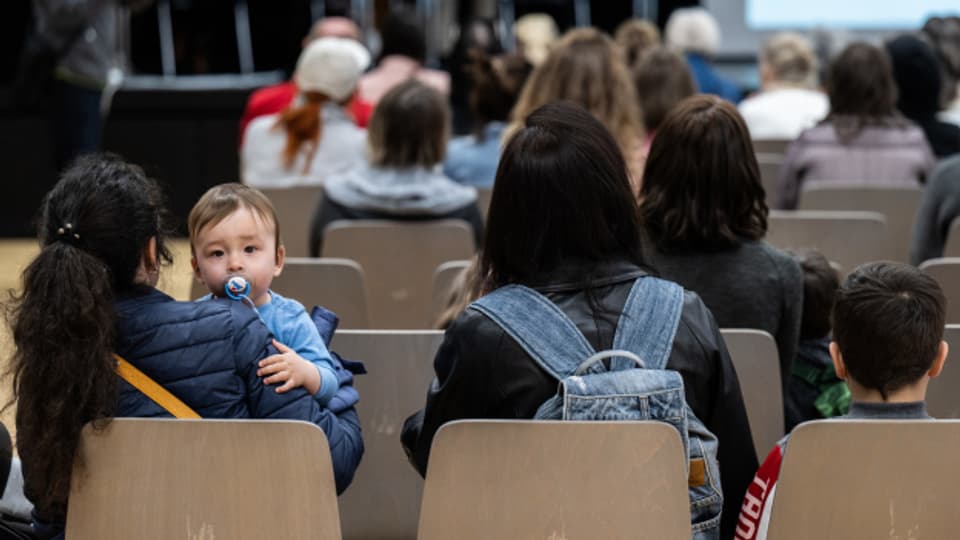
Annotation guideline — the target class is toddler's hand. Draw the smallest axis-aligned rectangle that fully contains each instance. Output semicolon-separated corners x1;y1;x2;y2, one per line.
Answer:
257;339;322;395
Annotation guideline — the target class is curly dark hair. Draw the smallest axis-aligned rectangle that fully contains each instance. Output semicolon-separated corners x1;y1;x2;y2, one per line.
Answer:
5;154;171;518
639;94;768;254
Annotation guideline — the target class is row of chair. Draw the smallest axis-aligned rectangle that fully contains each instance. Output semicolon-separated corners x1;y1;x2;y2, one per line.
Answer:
66;416;960;539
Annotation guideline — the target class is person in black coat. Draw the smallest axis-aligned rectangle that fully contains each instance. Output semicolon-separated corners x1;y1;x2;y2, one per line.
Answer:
401;102;757;540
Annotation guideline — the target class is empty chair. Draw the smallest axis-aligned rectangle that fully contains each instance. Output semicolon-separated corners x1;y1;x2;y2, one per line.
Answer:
259;186;324;257
431;260;471;325
720;329;784;458
271;257;370;329
417;420;691;540
323;220;476;328
766;210;887;272
331;330;444;540
766;420;960;540
799;185;922;261
929;324;960;418
66;418;340;540
920;258;960;324
756;153;782;209
753;138;792;156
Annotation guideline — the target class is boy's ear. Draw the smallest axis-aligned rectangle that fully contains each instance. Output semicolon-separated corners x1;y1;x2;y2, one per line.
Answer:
929;340;949;379
143;237;158;270
274;244;286;277
830;341;847;380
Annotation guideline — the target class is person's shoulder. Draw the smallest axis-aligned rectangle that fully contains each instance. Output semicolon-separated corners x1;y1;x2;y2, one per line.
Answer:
267;291;310;319
247;81;297;111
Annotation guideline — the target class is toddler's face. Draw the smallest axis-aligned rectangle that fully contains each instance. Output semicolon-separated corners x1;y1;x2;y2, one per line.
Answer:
191;206;284;306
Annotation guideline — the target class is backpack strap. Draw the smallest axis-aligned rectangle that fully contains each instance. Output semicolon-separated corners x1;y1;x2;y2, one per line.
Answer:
469;285;596;380
612;277;685;371
114;354;201;419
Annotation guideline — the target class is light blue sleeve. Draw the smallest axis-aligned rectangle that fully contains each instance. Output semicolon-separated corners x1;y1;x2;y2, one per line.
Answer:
270;298;340;406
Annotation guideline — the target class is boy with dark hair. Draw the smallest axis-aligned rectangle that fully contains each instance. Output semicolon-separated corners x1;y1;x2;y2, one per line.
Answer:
735;261;949;540
785;251;848;430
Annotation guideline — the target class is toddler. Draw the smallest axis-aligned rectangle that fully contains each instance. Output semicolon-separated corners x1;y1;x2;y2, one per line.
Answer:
189;183;338;405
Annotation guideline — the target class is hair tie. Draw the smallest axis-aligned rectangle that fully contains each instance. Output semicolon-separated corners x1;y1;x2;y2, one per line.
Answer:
55;223;81;245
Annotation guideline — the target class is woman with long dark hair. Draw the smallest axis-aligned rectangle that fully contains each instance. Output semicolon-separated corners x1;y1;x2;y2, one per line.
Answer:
402;102;756;539
6;154;363;539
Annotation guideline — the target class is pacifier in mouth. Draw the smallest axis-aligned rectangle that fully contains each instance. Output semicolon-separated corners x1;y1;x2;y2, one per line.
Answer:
223;275;251;301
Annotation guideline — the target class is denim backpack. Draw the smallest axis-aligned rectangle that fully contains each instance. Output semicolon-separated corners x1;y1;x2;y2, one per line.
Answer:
469;276;722;540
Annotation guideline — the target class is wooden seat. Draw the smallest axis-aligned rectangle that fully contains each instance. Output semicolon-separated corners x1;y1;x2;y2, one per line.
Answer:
331;330;445;540
417;420;691;540
756;153;782;209
431;260;471;326
766;420;960;540
929;324;960;418
476;187;493;219
259;186;324;258
799;185;922;261
920;258;960;325
65;418;340;540
766;210;887;272
720;329;784;458
752;138;791;156
271;257;370;329
322;220;476;328
943;217;960;258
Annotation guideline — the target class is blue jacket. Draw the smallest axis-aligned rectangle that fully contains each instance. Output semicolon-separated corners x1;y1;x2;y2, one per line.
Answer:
686;53;742;104
113;287;363;491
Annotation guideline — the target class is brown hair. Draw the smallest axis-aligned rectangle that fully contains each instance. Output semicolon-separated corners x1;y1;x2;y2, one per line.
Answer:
434;257;487;329
274;92;340;174
467;51;533;141
639;95;767;253
188;183;282;257
632;46;696;133
509;28;642;155
368;80;449;168
826;42;907;142
615;19;661;66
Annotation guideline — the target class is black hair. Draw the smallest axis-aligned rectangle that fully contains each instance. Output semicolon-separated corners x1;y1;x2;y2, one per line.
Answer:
793;250;839;340
832;262;946;400
378;11;426;64
5;153;171;517
481;101;645;288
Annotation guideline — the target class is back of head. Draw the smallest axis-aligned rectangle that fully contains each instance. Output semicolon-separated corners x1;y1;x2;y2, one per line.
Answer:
640;94;767;253
513;13;559;66
665;7;721;56
7;153;170;517
368;80;449;168
379;11;426;63
632;46;696;133
468;52;533;137
188;183;282;256
307;16;362;42
615;18;662;66
279;37;371;171
833;262;946;400
885;34;943;120
511;27;641;154
923;16;960;107
793;250;840;340
761;32;819;88
482;101;643;287
827;42;899;122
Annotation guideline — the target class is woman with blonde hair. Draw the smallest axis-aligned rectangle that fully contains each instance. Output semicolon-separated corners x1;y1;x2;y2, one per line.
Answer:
508;27;644;177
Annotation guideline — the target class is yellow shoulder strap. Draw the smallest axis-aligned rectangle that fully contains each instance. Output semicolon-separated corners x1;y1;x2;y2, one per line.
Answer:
113;354;201;419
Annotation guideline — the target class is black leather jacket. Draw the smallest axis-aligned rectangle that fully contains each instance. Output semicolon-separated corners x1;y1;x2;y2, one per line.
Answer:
401;260;758;539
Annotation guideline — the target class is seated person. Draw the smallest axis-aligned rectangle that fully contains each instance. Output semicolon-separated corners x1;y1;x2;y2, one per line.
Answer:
310;80;483;256
910;154;960;264
189;183;339;405
735;261;948;540
784;251;847;431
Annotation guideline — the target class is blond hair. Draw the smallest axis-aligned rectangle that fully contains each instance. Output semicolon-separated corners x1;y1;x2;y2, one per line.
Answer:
761;32;819;88
188;183;282;256
509;28;642;155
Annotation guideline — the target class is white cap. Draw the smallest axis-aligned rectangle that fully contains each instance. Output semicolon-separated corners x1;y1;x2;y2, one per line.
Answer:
294;37;371;101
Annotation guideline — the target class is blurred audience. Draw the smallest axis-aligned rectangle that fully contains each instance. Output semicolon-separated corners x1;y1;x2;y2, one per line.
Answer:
310;81;482;256
739;33;828;140
513;13;559;66
665;7;741;103
886;34;960;158
444;52;532;187
614;18;661;67
631;46;696;152
509;28;643;182
923;16;960;127
241;37;368;188
910;154;960;265
445;18;504;135
777;42;934;209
